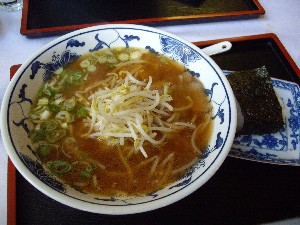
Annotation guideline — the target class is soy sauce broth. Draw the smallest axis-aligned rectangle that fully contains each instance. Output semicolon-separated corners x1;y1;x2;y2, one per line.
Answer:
29;47;213;196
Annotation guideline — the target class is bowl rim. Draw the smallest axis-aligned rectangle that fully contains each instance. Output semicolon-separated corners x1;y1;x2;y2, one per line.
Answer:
1;24;237;214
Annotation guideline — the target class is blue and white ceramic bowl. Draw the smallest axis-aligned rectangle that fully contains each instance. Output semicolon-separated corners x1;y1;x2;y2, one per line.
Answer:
1;24;237;214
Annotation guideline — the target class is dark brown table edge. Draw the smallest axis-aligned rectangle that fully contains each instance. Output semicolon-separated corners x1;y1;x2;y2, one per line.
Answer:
7;32;300;225
20;0;265;37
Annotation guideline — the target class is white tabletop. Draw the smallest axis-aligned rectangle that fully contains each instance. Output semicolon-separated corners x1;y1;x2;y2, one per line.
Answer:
0;1;299;224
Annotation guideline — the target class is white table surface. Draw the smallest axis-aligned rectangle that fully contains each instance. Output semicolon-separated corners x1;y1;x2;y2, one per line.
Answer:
0;1;299;224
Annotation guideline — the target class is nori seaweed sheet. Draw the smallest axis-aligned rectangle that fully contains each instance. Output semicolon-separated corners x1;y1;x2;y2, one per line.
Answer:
227;66;284;135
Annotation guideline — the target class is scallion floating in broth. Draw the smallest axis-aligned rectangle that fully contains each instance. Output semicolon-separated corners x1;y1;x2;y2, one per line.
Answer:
29;47;213;196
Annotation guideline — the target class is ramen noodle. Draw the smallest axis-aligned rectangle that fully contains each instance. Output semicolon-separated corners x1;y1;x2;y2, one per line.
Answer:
29;47;213;196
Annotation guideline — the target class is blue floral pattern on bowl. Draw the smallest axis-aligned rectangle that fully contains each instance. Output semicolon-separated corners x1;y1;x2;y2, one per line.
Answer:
2;25;235;214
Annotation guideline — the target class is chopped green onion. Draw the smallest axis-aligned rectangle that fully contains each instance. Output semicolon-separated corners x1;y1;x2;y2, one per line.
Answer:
72;161;94;179
63;97;76;111
130;51;142;60
37;144;52;157
76;107;87;119
42;86;55;96
37;97;49;106
71;71;84;81
107;56;117;64
67;70;84;85
80;59;91;68
47;160;71;174
40;110;52;120
49;102;61;113
56;111;73;123
41;119;60;132
45;129;66;143
80;168;93;179
118;53;129;61
30;130;45;142
87;65;96;72
97;55;107;63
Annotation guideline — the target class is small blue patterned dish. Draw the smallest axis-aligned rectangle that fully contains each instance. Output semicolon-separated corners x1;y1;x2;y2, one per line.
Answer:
1;24;237;214
229;77;300;166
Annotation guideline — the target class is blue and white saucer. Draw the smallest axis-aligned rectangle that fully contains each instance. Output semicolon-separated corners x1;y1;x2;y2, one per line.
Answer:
224;71;300;166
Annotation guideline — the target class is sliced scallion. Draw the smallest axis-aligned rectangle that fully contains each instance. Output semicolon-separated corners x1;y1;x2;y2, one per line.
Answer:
47;160;71;174
76;107;87;119
45;129;66;143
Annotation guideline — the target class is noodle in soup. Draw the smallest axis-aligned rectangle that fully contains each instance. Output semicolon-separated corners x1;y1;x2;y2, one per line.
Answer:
29;47;213;196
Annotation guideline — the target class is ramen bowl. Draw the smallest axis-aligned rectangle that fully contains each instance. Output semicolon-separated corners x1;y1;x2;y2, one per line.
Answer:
1;24;236;214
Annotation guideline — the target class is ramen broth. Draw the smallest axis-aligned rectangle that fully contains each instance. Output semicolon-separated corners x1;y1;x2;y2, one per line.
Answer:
29;47;213;196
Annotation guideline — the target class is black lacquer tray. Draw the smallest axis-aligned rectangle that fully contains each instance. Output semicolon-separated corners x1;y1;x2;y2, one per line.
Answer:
7;33;300;225
21;0;265;38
